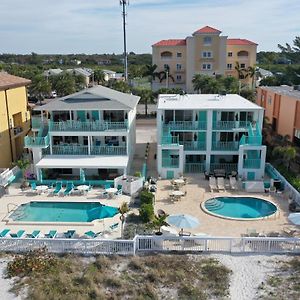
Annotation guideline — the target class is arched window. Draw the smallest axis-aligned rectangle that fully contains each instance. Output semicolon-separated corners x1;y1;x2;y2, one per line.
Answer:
237;50;249;57
161;51;173;59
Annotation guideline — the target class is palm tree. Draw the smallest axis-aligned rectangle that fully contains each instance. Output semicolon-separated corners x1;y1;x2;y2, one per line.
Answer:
272;146;296;170
151;214;169;235
144;64;160;80
93;69;105;85
15;159;30;187
245;66;257;90
119;202;130;238
235;62;246;79
192;74;203;93
159;65;175;88
29;75;52;105
135;88;154;116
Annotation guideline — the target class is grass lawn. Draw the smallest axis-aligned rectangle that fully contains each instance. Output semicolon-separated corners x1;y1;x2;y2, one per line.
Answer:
7;250;231;300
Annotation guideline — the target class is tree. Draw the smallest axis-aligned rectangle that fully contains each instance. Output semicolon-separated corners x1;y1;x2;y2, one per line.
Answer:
192;74;221;94
245;66;257;89
51;73;76;97
109;80;131;93
240;88;255;102
219;76;239;93
272;146;296;171
235;62;246;80
151;214;169;235
29;75;52;104
159;65;175;87
259;76;280;86
144;64;160;81
118;202;130;238
93;69;105;85
133;88;154;116
15;159;30;187
74;74;86;91
278;36;300;63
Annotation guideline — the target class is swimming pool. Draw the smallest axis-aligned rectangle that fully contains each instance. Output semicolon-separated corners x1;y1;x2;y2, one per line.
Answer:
202;197;277;220
8;201;118;223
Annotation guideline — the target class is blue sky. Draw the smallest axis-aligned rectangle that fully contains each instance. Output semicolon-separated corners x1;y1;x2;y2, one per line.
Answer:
0;0;299;54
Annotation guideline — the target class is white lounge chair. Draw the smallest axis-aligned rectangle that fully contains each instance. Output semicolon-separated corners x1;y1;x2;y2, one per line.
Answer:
209;177;218;192
217;177;226;192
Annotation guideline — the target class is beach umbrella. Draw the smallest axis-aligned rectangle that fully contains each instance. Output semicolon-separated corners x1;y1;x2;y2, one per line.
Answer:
166;214;200;234
87;205;118;221
288;213;300;225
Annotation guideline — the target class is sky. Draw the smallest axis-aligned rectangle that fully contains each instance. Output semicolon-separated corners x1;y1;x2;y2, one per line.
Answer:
0;0;299;54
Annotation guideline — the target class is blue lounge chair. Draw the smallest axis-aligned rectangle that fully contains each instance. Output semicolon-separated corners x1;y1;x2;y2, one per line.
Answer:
52;182;62;195
64;182;74;196
45;230;57;238
30;182;37;192
26;230;40;238
84;231;102;239
109;223;119;232
10;230;25;238
0;229;10;237
104;183;112;189
64;230;76;238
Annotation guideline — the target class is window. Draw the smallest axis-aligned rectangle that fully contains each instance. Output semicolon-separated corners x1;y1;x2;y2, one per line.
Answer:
177;52;182;58
202;63;212;70
202;51;212;58
176;75;182;81
176;64;182;70
227;63;232;70
228;52;233;57
163;64;169;70
237;50;249;57
160;51;172;59
240;63;246;68
203;36;212;45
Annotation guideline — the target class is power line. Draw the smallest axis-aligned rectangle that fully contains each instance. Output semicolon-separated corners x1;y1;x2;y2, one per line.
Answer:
120;1;129;81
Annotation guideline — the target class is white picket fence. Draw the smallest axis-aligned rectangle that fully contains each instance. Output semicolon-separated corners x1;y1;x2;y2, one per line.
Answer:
0;235;299;255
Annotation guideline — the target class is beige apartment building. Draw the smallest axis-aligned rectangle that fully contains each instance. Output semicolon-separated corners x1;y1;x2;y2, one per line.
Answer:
256;86;300;146
152;26;257;93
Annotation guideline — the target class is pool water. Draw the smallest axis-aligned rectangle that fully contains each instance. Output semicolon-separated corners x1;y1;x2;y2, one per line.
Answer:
9;202;118;223
203;197;277;219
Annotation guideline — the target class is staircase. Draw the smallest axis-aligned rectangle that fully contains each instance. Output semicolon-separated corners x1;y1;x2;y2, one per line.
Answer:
205;198;224;211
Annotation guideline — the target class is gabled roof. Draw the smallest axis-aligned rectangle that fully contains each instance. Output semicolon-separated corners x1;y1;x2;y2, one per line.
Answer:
152;39;186;47
227;38;258;46
0;72;31;90
35;85;140;111
193;26;222;35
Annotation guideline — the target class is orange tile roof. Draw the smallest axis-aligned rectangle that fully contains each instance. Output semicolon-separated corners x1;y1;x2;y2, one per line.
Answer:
193;26;221;34
152;39;186;47
227;38;258;46
0;72;31;90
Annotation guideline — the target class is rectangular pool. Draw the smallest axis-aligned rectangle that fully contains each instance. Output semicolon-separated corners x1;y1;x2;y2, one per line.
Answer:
8;201;118;223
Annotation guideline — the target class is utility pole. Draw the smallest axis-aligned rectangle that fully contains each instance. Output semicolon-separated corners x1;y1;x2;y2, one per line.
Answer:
120;1;129;81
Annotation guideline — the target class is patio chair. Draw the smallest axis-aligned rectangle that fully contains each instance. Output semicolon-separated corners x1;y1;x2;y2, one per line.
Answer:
116;184;123;195
30;182;37;193
209;177;217;192
104;183;112;189
52;182;62;195
64;182;74;196
10;230;25;238
64;230;76;238
84;231;103;239
45;230;57;238
26;230;40;238
217;177;226;192
0;229;10;237
230;177;238;190
109;223;119;232
282;227;297;237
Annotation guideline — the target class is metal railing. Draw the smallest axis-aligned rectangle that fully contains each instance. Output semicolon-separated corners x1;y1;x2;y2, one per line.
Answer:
161;136;179;145
91;146;127;156
49;120;128;132
181;141;206;151
165;121;207;131
239;135;262;146
210;163;238;173
184;163;205;173
213;121;250;130
243;159;261;169
162;157;180;168
31;116;46;130
24;134;50;148
211;141;239;151
51;145;89;155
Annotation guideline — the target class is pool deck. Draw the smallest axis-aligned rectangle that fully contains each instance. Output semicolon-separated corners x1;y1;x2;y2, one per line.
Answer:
154;174;298;237
0;184;130;239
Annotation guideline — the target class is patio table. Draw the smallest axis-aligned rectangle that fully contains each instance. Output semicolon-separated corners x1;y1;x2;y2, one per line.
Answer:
36;185;48;193
174;179;185;185
105;187;118;198
171;190;185;197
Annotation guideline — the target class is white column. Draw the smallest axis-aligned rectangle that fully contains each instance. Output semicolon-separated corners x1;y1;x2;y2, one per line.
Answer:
88;136;91;155
206;110;213;172
157;109;163;145
157;145;162;177
49;135;53;155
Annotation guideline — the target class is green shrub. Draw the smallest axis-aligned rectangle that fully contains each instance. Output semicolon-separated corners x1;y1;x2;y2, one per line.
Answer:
139;203;154;223
140;190;154;205
276;165;300;192
7;248;59;278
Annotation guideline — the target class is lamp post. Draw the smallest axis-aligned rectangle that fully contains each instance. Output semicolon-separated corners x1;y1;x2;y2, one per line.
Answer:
120;1;129;81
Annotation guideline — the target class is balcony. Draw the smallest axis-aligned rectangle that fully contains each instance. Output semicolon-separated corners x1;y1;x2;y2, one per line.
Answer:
210;163;238;173
24;134;50;148
31;117;44;130
185;163;205;173
52;145;89;155
212;121;250;130
165;121;207;131
239;135;262;146
49;120;128;132
181;141;206;151
162;157;179;168
211;141;239;151
91;146;127;156
161;136;179;146
243;159;261;169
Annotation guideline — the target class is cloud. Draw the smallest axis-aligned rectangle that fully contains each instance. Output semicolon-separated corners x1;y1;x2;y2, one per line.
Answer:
0;0;299;53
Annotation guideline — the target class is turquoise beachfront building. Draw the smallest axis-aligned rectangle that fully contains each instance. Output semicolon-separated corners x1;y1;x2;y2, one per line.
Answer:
157;93;267;180
24;85;140;184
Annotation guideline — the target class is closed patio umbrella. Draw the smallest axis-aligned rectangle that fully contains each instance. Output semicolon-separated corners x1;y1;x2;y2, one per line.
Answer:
166;214;200;235
288;213;300;225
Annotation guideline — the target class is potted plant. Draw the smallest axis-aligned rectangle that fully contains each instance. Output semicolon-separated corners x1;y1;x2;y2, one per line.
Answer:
151;214;169;236
118;202;130;238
